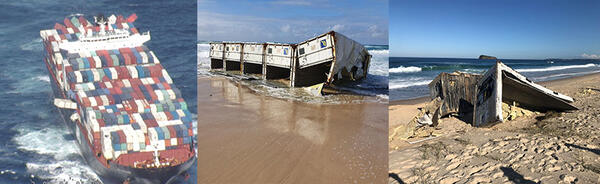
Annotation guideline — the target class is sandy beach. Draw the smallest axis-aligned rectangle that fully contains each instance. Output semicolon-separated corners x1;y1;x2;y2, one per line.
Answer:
389;73;600;183
197;76;388;183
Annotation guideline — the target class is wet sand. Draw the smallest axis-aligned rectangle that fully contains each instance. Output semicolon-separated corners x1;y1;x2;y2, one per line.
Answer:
197;76;388;183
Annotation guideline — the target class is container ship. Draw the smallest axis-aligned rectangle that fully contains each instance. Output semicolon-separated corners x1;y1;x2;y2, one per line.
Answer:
40;14;195;184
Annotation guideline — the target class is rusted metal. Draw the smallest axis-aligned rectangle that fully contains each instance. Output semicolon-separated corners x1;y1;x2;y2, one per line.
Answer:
429;72;482;118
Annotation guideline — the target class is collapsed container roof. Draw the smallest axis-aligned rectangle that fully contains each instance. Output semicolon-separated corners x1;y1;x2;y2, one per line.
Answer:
474;61;578;126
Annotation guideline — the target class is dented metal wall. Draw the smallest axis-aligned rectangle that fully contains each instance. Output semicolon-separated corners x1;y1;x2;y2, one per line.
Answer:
428;72;482;117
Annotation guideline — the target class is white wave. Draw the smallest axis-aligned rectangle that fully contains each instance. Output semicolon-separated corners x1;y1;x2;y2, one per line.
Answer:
533;70;600;81
516;63;599;73
27;161;101;184
35;76;50;83
20;38;42;51
389;79;431;89
14;127;101;183
367;49;389;56
389;66;422;73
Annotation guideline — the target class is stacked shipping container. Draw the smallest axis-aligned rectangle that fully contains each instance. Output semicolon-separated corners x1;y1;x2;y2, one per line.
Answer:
40;14;194;166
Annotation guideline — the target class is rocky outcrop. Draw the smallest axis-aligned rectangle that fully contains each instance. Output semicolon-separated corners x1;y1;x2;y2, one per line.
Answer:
479;55;497;60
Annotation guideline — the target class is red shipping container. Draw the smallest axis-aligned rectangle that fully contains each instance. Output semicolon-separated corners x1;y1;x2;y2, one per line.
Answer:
95;96;103;106
87;57;95;68
162;82;171;90
130;28;139;34
123;53;132;65
168;126;176;138
164;111;173;120
188;128;193;136
127;13;137;23
165;140;171;147
78;16;88;27
48;35;56;42
152;77;161;84
115;87;123;94
145;85;158;101
98;82;106;89
135;46;144;52
59;34;67;40
129;100;138;112
82;98;91;107
118;131;126;143
107;95;115;105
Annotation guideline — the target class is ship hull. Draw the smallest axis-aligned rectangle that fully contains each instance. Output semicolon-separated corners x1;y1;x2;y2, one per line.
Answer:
45;58;195;184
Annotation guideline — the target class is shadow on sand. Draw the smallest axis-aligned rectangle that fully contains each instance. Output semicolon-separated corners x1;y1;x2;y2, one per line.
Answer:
500;167;537;184
388;173;405;184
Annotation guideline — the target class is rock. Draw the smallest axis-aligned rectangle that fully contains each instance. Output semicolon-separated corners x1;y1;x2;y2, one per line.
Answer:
424;166;437;172
561;174;577;183
479;55;497;60
547;165;561;172
468;176;492;184
492;172;503;178
446;162;461;171
467;166;484;176
440;177;461;184
445;154;457;160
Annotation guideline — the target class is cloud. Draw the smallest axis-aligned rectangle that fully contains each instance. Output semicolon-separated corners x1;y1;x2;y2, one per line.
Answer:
367;25;383;38
280;25;291;33
329;24;345;32
581;53;600;59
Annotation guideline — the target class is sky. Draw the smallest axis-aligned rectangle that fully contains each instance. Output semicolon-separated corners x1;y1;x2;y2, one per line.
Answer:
390;0;600;59
197;0;388;45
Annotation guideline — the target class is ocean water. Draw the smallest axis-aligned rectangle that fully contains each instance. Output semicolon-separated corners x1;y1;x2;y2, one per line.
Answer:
0;1;197;183
390;57;600;100
197;42;389;103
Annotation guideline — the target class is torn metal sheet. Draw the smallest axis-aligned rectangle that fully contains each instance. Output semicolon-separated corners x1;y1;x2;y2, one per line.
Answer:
429;72;482;118
473;61;578;126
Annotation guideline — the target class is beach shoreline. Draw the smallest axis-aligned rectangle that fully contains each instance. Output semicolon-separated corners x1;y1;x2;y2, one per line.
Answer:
197;76;388;183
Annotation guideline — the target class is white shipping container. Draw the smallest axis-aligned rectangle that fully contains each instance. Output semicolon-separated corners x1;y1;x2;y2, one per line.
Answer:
155;90;164;101
140;52;149;63
224;43;242;61
127;66;138;79
93;56;102;68
209;43;224;59
297;33;334;68
92;70;100;81
105;81;112;88
89;97;97;106
122;79;131;87
75;71;82;83
150;51;160;63
265;44;293;68
109;68;118;80
170;138;177;146
162;70;172;84
242;43;264;64
166;90;176;99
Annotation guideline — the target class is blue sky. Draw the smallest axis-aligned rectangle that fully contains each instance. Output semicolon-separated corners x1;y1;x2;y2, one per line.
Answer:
390;0;600;59
198;0;388;45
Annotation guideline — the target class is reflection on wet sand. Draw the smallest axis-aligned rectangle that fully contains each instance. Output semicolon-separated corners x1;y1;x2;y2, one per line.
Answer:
198;77;387;183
